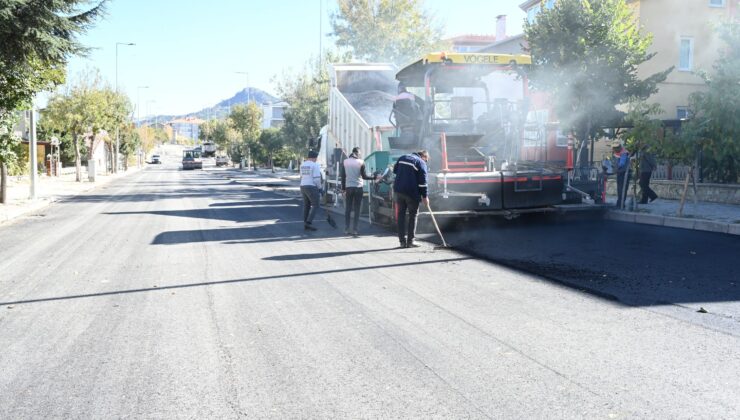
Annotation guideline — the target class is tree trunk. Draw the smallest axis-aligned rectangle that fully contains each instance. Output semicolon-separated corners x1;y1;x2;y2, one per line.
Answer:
73;135;82;182
0;162;7;204
247;146;252;171
678;167;693;217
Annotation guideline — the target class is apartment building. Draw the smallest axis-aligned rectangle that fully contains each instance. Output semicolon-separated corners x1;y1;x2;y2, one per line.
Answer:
519;0;737;119
629;0;736;119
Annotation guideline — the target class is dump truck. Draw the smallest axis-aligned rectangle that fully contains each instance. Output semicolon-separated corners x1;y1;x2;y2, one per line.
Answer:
313;53;603;227
311;63;399;205
182;148;203;170
202;141;217;158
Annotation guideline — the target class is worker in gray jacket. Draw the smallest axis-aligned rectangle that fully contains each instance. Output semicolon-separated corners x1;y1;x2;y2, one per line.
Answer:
340;147;379;236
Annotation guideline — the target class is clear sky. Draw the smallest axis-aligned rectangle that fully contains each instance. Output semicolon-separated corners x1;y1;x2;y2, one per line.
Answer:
63;0;527;117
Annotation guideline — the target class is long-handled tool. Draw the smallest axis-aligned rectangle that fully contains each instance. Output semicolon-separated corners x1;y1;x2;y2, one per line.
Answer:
427;202;451;249
325;207;337;228
320;190;337;228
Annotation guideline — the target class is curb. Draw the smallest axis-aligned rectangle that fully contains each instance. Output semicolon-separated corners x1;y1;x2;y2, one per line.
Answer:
607;210;739;236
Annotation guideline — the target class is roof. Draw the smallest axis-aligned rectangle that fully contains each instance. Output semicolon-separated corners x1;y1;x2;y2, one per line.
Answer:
478;34;527;54
396;52;531;87
169;117;205;125
519;0;540;10
446;34;498;45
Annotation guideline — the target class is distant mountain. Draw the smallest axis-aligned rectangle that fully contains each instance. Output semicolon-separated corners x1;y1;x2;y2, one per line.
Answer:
145;87;281;125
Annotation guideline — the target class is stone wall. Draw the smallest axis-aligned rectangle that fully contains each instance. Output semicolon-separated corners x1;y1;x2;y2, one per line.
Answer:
606;179;740;205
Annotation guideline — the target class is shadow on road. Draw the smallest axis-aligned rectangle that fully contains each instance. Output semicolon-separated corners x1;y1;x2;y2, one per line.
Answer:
0;257;471;307
263;247;400;261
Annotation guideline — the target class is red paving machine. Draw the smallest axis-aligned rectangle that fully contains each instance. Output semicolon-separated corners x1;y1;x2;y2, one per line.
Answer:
314;53;604;227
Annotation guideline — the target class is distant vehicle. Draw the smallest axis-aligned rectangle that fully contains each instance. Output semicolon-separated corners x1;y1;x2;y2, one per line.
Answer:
202;141;217;157
182;149;203;170
151;154;161;164
215;156;230;167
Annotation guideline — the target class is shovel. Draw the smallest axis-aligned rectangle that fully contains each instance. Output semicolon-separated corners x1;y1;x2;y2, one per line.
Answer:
325;207;337;228
319;189;337;228
427;202;451;249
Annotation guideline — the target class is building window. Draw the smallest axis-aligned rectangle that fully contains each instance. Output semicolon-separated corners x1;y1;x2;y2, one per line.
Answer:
677;107;690;119
679;37;693;71
527;4;541;24
709;0;725;7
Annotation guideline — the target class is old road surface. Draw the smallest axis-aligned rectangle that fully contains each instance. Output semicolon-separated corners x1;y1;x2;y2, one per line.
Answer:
1;161;738;419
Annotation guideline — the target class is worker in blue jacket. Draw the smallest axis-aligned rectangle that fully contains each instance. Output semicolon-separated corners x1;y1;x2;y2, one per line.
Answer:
393;150;429;248
612;141;631;209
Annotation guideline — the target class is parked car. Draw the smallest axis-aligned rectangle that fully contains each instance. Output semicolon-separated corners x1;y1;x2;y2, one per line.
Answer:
215;156;230;167
151;154;161;164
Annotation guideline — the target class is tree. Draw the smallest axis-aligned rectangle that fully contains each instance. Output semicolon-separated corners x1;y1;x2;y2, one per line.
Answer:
524;0;672;166
681;21;739;184
274;52;342;159
229;103;262;169
0;1;106;201
42;71;131;181
330;0;446;65
258;128;285;171
0;111;20;202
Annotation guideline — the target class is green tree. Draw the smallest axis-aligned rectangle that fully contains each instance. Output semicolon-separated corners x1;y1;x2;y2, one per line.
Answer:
229;103;262;169
274;52;343;158
42;71;131;181
0;112;21;202
681;21;739;184
524;0;672;166
330;0;446;65
258;128;285;171
0;0;106;202
119;123;140;169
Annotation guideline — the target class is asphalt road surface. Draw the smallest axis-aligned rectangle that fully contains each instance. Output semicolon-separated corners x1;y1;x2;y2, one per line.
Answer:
1;159;738;418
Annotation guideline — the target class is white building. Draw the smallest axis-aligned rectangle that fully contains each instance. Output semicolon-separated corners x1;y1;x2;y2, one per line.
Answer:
261;101;288;129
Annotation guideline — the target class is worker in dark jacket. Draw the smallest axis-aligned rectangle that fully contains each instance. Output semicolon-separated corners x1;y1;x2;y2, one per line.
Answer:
638;147;658;204
393;150;429;248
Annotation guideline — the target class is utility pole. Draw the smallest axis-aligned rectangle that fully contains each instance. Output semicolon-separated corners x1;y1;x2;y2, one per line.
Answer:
235;71;251;170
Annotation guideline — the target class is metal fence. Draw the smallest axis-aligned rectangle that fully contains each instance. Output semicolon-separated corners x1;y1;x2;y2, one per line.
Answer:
652;162;699;182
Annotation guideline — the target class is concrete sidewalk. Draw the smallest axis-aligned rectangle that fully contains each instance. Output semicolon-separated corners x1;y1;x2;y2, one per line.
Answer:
0;167;141;225
606;195;740;235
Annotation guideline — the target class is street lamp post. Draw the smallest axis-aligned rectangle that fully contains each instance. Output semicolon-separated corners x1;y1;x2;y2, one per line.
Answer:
115;42;135;173
235;71;251;170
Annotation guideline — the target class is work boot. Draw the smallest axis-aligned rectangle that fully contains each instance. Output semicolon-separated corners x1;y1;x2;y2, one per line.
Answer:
406;239;421;248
